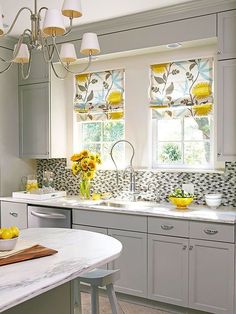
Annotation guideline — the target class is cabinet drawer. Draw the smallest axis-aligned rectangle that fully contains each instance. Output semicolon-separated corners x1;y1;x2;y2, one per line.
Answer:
73;209;147;232
1;201;27;229
190;221;235;243
148;217;189;237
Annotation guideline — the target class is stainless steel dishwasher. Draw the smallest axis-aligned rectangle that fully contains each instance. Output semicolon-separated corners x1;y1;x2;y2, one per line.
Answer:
28;206;71;228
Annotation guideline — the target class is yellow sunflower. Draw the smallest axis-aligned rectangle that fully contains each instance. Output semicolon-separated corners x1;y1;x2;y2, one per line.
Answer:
107;91;123;105
76;73;89;82
84;170;95;180
70;153;82;162
72;162;80;176
192;82;212;100
95;153;102;165
88;159;96;171
193;103;213;116
80;149;89;158
151;63;169;74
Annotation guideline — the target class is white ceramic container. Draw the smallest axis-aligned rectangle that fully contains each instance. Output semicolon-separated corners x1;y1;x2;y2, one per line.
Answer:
0;237;18;251
205;194;222;209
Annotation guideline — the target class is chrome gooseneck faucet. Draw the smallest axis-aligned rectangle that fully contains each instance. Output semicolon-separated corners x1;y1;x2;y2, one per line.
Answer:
110;140;137;201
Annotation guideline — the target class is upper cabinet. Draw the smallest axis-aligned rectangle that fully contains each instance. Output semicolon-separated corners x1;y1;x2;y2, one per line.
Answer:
218;10;236;60
18;50;50;86
217;10;236;161
19;53;67;159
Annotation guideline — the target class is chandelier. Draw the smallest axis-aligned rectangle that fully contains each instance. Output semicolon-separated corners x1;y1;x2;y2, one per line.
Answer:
0;0;100;79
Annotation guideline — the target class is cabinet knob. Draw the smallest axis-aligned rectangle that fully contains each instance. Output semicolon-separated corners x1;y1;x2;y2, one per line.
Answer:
217;51;221;55
161;225;174;231
9;212;18;218
189;245;193;251
182;245;187;250
204;229;218;235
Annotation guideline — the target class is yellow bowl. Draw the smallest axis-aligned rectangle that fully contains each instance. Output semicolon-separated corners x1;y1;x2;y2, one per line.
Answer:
169;197;193;209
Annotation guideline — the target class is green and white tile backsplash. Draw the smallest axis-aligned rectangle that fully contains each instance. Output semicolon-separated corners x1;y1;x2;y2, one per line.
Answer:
36;159;236;207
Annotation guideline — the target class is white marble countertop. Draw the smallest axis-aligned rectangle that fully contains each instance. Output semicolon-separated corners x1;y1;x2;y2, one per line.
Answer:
0;228;122;312
1;196;236;224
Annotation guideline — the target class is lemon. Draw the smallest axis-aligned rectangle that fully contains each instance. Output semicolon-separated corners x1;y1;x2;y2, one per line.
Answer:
92;193;101;200
1;229;13;240
10;226;20;238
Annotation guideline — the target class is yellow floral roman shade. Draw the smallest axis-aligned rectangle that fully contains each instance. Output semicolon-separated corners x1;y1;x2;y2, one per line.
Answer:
150;58;214;119
74;69;124;121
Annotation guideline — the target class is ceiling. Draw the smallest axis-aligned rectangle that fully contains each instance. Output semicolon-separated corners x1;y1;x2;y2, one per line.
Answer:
0;0;195;36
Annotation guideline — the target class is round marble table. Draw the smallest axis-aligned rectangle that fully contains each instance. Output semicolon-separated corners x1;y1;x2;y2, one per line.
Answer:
0;228;122;313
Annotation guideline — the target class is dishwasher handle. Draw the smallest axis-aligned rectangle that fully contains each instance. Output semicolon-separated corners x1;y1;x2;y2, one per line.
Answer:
30;211;67;220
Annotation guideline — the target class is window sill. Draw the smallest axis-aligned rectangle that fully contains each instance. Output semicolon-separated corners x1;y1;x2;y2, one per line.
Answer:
140;168;225;174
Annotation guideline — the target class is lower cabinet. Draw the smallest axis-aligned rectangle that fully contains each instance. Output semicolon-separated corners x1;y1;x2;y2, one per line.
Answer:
148;235;188;307
189;239;234;314
148;235;234;314
108;229;148;298
0;201;27;229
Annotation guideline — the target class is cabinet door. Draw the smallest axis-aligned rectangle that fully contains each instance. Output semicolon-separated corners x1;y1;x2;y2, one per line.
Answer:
19;83;50;158
218;10;236;60
189;239;234;314
1;201;27;229
108;229;147;298
72;224;108;269
217;59;236;161
18;50;50;85
148;234;188;307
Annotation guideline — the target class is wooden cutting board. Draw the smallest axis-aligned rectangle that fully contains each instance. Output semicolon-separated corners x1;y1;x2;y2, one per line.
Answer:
0;245;58;266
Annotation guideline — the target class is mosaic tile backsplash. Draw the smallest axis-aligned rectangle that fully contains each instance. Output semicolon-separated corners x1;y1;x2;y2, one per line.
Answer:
36;159;236;207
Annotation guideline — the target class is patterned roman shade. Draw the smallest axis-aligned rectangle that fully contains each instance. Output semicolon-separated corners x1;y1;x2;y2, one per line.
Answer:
150;58;214;119
74;69;124;121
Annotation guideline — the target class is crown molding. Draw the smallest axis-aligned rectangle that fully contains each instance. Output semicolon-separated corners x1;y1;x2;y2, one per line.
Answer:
56;0;236;43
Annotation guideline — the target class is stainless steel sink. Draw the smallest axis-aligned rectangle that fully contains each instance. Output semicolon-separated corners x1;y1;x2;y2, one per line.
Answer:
96;200;159;210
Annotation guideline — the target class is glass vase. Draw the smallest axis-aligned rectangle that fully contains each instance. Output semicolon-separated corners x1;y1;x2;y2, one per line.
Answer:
80;179;90;199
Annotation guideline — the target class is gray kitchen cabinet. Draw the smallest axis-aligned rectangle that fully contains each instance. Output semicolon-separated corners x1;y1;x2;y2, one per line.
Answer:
217;59;236;161
218;10;236;60
0;201;27;229
108;228;147;298
19;83;50;158
18;50;50;86
189;239;234;314
148;234;188;307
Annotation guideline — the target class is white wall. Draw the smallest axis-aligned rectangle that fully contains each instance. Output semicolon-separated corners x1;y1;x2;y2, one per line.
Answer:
64;44;217;168
0;46;35;196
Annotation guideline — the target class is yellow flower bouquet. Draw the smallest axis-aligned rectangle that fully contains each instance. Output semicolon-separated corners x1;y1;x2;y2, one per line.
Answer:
71;150;101;199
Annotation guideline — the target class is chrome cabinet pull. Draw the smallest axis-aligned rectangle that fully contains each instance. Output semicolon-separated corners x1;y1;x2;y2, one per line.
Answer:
182;245;187;250
204;229;218;235
9;212;18;218
31;211;67;220
189;245;193;251
161;225;174;231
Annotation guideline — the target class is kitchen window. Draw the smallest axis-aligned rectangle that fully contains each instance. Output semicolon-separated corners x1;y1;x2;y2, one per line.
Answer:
73;69;125;168
150;58;214;168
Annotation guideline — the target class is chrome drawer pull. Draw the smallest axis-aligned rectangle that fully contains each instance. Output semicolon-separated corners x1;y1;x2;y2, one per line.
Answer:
204;229;218;235
31;211;67;220
161;225;174;231
9;212;18;218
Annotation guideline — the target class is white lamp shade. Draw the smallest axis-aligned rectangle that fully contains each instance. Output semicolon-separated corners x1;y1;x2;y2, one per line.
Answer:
43;9;65;36
60;43;77;63
13;44;30;64
0;6;4;36
62;0;82;18
80;33;100;55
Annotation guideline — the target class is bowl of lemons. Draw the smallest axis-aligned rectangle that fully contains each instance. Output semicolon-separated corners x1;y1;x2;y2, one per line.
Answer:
0;226;20;251
169;188;194;210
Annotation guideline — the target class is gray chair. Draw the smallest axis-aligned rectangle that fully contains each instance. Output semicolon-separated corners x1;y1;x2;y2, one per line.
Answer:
74;268;120;314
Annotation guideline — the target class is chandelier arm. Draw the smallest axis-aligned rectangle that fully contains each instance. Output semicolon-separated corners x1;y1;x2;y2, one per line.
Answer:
20;49;32;80
38;7;48;16
61;18;73;37
0;34;24;63
0;61;14;74
4;7;33;36
50;61;69;80
52;37;93;74
41;36;55;63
